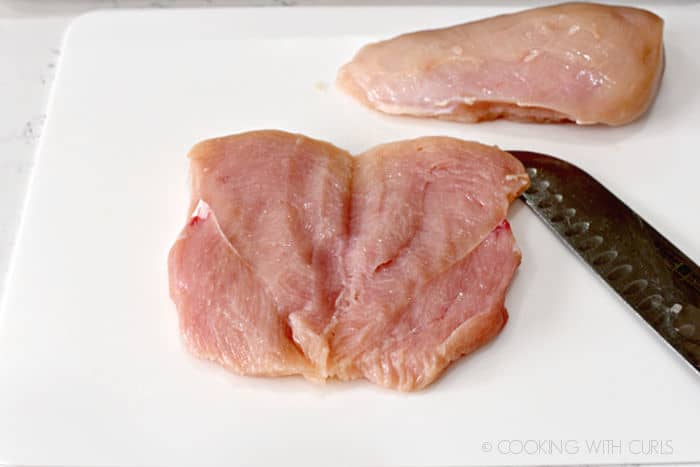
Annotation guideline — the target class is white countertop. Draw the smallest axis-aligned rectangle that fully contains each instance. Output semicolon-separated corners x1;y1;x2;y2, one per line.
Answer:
0;14;66;298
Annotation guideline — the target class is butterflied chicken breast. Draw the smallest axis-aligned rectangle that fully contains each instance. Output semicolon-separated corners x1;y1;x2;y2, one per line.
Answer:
169;201;315;378
330;138;527;390
339;221;519;391
337;2;664;125
173;131;352;379
168;131;529;390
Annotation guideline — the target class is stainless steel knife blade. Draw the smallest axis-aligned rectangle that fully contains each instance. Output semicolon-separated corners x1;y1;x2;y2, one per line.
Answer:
509;150;700;372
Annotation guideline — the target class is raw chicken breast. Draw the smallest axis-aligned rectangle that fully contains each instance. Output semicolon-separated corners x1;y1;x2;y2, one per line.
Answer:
169;201;314;377
337;2;664;125
180;131;352;378
342;221;519;390
168;131;529;390
330;138;528;389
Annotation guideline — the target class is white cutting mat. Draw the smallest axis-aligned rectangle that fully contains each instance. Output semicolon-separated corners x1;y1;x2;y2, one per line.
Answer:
1;4;699;467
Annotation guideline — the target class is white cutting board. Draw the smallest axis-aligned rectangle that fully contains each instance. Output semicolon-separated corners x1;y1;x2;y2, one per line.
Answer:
1;4;699;467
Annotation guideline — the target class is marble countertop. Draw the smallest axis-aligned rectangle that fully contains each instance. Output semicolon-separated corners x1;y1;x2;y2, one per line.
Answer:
0;14;65;298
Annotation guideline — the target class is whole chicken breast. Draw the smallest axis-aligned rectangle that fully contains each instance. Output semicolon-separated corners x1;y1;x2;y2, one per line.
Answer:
337;2;664;125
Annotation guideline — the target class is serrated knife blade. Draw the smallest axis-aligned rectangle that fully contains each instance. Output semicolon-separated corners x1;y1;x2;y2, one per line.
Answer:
509;150;700;373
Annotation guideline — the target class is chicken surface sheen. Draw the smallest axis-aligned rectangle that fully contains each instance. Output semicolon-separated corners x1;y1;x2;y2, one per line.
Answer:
168;130;529;390
337;2;664;125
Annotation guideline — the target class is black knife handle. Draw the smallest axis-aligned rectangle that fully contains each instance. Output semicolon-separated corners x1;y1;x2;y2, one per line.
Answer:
510;150;700;372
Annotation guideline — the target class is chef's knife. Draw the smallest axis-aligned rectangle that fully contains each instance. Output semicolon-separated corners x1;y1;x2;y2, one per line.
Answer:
509;150;700;373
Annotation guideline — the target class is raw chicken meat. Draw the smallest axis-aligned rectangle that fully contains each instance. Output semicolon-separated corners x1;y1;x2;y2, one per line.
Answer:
337;2;664;125
329;138;527;389
335;221;519;390
169;200;315;377
173;131;352;378
168;130;529;390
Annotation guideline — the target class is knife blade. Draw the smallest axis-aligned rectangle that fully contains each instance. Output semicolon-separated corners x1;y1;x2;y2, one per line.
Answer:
509;150;700;373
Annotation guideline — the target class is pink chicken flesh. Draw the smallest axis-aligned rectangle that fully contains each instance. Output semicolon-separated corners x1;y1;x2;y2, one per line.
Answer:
168;130;529;391
337;2;664;125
